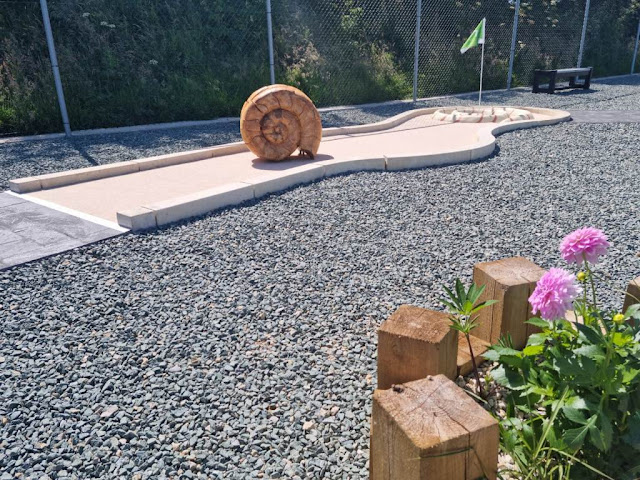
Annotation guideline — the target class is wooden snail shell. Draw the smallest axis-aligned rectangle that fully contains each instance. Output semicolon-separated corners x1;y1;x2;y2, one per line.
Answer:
240;84;322;161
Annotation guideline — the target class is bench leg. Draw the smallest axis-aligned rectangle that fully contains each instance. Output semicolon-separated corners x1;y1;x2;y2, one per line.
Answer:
548;71;557;94
533;73;540;93
583;70;592;89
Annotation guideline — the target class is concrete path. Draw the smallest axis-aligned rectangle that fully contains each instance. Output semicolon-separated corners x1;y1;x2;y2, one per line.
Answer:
0;193;125;270
570;110;640;123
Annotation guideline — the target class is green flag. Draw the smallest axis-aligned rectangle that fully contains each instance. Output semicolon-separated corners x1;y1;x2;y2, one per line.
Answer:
460;18;486;54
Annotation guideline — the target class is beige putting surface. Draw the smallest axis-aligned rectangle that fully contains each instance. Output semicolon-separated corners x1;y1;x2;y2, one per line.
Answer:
12;106;570;230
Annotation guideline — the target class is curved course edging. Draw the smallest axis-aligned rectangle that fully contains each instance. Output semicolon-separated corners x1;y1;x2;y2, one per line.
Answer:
9;106;568;195
117;107;570;230
9;107;570;230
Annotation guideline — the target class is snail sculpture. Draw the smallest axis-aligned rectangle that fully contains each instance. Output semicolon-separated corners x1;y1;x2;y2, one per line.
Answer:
240;85;322;161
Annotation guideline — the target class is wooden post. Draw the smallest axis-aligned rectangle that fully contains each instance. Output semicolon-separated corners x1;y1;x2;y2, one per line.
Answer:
457;334;491;377
377;306;458;390
623;277;640;314
473;257;545;349
371;375;498;480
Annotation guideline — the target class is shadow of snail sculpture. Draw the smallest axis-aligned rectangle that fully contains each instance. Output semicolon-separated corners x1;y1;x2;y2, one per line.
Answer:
240;85;322;161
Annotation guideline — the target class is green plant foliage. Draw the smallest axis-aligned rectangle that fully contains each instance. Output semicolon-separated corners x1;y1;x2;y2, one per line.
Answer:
490;299;640;478
2;0;639;135
441;278;497;397
442;279;497;337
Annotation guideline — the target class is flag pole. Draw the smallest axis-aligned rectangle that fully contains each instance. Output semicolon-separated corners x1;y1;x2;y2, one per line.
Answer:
479;19;485;105
479;41;484;105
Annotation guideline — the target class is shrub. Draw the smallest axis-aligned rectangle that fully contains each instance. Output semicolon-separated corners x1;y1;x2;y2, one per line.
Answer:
489;228;640;479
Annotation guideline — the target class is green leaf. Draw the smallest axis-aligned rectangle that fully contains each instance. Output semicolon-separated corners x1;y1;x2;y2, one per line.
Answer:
521;422;535;450
545;423;566;450
564;415;597;449
482;349;501;362
501;417;525;430
589;411;613;452
573;344;605;361
527;333;548;346
462;299;474;315
449;322;465;334
492;346;523;357
565;396;587;410
440;299;458;312
600;411;613;451
468;283;485;304
526;317;550;329
443;285;460;309
623;412;640;450
624;303;640;320
564;426;589;448
525;384;554;397
470;299;497;314
522;344;544;356
455;279;466;306
612;332;633;347
491;346;524;368
553;356;584;376
623;368;640;384
563;407;587;425
491;365;526;390
574;322;603;345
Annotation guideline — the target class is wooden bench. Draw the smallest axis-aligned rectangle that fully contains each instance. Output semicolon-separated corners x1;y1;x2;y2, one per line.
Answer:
533;67;592;94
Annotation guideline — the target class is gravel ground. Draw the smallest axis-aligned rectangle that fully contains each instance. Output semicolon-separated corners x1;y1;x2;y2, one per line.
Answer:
1;78;640;479
1;75;640;191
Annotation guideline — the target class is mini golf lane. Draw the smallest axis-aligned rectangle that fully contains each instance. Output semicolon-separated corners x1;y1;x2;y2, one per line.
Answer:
10;106;570;231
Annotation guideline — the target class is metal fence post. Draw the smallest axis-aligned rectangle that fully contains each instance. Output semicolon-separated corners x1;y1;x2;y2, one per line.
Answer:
412;0;422;102
266;0;276;84
577;0;591;68
39;0;71;137
632;19;640;74
506;0;521;90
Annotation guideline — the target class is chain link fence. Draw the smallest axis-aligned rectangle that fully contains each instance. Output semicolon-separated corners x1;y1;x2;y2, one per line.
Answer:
510;0;586;87
417;1;514;97
0;0;60;134
1;0;639;136
272;0;416;107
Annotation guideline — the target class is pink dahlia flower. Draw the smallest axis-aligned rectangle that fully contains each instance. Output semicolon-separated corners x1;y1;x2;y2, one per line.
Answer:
529;268;581;321
560;227;610;265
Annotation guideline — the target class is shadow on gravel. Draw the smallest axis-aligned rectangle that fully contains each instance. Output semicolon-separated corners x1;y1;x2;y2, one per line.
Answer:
594;76;640;86
70;141;100;166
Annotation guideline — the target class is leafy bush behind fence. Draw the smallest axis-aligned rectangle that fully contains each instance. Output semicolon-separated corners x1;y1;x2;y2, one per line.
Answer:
1;0;639;135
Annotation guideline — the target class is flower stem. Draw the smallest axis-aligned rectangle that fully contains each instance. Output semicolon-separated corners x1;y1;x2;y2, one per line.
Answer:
583;256;598;311
466;332;484;398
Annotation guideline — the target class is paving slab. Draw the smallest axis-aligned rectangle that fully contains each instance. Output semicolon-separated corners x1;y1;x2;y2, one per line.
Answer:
0;193;125;270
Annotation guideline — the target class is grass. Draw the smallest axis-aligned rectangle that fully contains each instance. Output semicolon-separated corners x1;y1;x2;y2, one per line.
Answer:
1;0;638;136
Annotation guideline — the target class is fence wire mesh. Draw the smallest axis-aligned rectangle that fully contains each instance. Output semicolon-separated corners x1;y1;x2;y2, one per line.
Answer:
510;0;585;88
0;0;639;135
0;0;60;134
272;0;416;107
44;0;270;131
417;0;514;98
584;0;640;76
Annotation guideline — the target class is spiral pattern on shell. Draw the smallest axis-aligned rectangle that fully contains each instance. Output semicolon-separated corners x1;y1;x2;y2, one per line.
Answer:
240;85;322;161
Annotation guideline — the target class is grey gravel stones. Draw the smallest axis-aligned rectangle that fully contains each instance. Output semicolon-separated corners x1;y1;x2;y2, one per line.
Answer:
2;75;640;191
1;78;639;478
